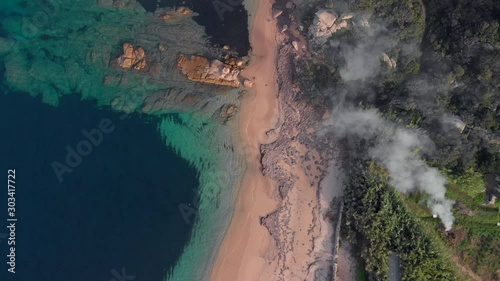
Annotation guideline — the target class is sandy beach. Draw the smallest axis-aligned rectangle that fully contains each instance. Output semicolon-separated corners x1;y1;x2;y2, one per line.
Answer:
209;0;345;279
208;0;281;280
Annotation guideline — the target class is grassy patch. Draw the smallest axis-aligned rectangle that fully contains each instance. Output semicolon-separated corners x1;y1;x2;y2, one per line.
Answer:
344;164;462;280
403;169;500;280
444;166;486;199
357;265;367;281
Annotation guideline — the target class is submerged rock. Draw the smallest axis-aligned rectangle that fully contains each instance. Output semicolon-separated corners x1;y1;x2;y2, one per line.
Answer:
177;55;242;87
212;103;239;123
0;0;231;115
0;37;15;56
98;0;144;10
158;43;168;52
161;7;193;22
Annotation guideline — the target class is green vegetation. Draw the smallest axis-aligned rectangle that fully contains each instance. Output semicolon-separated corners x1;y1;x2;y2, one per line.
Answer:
355;0;425;43
336;0;500;280
405;178;500;280
343;162;462;281
421;0;500;172
445;165;485;199
388;160;499;281
357;265;367;281
307;0;500;279
353;0;425;76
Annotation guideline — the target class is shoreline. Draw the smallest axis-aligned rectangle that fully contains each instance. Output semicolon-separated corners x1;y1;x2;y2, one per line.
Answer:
209;0;342;280
209;0;281;279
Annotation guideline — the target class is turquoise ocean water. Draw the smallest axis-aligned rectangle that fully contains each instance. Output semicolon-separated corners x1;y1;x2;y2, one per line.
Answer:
0;0;248;280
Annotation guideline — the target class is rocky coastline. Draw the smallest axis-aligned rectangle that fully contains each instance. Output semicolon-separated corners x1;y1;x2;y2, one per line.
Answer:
256;0;342;279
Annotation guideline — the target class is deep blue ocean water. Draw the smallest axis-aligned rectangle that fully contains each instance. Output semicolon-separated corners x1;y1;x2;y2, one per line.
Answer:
138;0;250;56
0;0;250;280
0;91;199;281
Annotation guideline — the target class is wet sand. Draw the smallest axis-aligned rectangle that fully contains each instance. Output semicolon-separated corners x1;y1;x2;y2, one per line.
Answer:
209;0;349;279
208;0;281;280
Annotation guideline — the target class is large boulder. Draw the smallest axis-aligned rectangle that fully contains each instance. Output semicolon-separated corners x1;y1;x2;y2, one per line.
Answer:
309;9;348;43
382;53;397;69
117;43;147;70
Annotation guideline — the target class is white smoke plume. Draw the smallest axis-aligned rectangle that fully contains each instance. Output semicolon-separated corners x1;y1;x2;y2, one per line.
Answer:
339;23;395;82
325;108;455;230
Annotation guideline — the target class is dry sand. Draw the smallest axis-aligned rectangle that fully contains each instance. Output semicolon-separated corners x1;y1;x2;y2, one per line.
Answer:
209;0;348;280
208;0;281;280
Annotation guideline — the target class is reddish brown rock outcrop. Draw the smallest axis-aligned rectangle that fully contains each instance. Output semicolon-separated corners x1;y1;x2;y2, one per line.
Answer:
177;55;242;87
117;43;146;70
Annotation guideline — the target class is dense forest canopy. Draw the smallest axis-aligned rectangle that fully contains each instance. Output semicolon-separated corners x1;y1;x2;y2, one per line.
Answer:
303;0;500;280
335;0;500;174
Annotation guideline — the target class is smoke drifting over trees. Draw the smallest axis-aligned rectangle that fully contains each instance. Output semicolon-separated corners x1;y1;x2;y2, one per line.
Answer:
307;0;500;278
316;15;455;229
325;108;455;230
339;23;396;82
